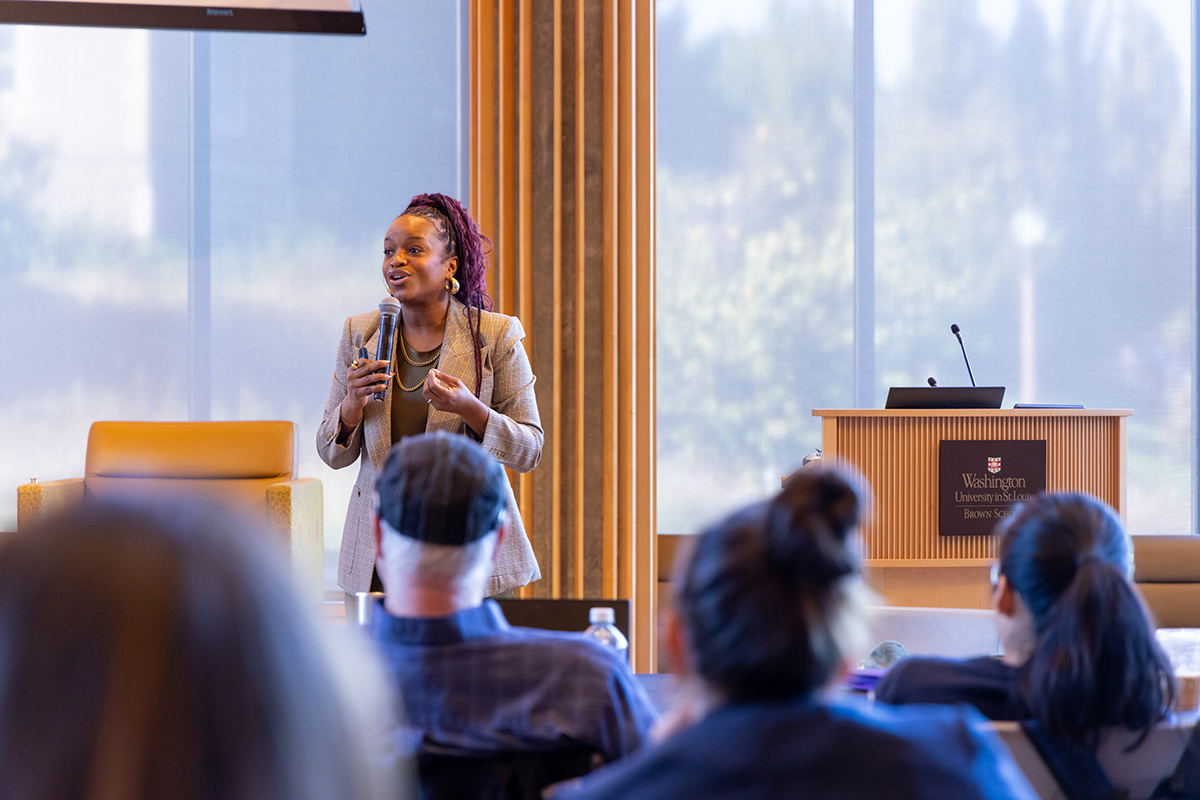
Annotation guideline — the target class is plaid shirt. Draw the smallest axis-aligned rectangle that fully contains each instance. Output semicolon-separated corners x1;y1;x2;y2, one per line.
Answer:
370;600;656;763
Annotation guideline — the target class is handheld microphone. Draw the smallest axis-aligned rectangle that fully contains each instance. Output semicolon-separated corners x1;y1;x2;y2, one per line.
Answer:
374;297;401;401
950;324;976;387
927;377;938;387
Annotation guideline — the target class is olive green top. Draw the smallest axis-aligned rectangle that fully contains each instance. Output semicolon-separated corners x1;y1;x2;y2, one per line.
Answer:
390;334;441;444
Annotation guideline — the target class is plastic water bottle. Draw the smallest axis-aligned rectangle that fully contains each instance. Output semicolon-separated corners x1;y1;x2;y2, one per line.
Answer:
583;607;629;663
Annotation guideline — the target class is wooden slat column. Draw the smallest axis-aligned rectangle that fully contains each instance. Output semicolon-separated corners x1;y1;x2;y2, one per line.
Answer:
470;0;657;672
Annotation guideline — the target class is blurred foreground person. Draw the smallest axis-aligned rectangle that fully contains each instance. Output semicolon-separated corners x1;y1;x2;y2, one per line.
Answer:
0;497;401;800
368;432;655;797
559;467;1036;800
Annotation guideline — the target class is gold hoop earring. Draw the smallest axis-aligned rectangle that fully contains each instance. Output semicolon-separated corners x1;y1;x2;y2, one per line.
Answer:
446;276;460;295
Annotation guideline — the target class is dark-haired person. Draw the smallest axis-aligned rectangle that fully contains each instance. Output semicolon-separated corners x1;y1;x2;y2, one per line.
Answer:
558;468;1037;800
318;193;542;601
0;497;401;800
875;493;1175;769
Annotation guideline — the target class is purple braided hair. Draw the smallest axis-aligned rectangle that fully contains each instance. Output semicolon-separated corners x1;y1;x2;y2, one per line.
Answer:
401;193;493;399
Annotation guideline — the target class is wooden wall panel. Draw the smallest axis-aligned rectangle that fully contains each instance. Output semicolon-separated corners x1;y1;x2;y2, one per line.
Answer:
630;0;655;672
470;0;656;672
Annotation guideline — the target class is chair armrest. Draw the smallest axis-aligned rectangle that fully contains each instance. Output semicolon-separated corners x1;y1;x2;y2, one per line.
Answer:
1136;584;1200;629
17;478;85;531
266;478;324;604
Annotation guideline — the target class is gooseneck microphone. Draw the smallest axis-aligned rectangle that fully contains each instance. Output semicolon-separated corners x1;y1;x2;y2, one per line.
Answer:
950;324;976;387
374;297;401;401
927;377;938;387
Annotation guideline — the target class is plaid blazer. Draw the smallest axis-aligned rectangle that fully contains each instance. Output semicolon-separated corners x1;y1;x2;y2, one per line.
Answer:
317;297;543;595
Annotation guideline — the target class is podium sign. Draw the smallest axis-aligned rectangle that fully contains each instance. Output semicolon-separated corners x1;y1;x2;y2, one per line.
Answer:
939;439;1046;536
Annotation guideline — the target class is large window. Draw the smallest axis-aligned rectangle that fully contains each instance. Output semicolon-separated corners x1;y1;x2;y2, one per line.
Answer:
0;2;466;589
657;0;1194;537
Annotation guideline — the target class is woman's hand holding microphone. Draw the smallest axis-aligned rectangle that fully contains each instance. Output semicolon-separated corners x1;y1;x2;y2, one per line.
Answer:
339;354;392;431
339;359;490;439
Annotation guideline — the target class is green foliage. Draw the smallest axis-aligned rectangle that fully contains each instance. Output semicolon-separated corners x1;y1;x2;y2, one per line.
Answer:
657;0;1193;535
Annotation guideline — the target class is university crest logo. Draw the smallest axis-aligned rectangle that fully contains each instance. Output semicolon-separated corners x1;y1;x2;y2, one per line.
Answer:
987;456;1002;474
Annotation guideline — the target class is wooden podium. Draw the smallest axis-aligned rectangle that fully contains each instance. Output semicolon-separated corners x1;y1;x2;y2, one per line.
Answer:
813;408;1131;609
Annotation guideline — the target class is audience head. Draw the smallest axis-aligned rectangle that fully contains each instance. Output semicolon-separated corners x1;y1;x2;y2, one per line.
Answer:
373;432;509;606
400;193;493;313
672;466;869;705
0;496;395;800
995;492;1174;745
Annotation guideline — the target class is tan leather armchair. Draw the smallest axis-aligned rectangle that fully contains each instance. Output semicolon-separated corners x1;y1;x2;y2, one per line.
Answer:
655;534;690;673
16;421;323;602
1133;535;1200;629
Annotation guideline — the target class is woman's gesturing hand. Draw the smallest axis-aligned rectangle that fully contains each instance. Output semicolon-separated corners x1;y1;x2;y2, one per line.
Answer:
339;358;391;429
424;368;490;438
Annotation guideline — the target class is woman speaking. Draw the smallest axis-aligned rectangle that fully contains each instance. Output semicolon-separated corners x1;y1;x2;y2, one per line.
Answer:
317;193;542;600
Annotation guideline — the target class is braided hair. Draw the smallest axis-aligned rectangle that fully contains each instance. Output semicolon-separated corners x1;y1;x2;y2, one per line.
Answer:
401;193;493;399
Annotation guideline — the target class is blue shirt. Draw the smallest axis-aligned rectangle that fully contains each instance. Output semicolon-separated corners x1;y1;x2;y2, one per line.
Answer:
369;600;656;763
557;697;1038;800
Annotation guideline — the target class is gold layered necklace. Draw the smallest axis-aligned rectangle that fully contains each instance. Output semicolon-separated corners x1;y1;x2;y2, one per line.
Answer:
396;326;442;392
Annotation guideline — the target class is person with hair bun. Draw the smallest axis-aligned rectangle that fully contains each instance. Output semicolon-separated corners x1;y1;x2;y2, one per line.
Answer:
876;492;1175;749
559;467;1037;800
318;193;542;602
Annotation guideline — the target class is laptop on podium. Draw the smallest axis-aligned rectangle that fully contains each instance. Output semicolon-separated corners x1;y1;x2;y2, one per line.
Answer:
884;386;1006;410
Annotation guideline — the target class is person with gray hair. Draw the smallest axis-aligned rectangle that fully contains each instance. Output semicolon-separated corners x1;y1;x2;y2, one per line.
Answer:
367;432;655;791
